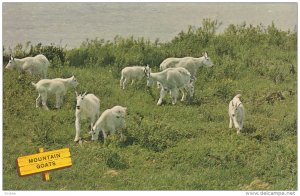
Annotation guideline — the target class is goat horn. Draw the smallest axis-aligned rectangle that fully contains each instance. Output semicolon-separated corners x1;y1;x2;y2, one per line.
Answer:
82;91;88;97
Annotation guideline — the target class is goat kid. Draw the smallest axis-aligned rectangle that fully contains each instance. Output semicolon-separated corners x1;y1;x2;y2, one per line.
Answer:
120;65;151;89
90;106;127;141
32;76;79;110
228;94;245;134
145;67;194;105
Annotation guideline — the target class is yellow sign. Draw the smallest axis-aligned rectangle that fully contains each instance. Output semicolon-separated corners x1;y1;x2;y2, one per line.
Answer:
17;148;72;177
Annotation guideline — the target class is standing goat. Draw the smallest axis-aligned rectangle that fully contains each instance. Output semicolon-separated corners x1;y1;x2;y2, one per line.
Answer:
228;94;245;134
91;106;127;141
159;52;214;80
145;67;194;105
32;76;79;110
120;65;151;89
74;92;100;142
5;54;50;78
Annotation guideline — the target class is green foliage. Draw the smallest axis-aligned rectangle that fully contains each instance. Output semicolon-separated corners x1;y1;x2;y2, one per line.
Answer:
2;19;297;190
64;36;165;68
100;148;129;169
128;120;194;152
214;79;236;102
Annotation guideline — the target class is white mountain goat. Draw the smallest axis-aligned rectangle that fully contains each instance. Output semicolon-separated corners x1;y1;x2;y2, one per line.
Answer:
228;94;245;134
91;106;127;141
74;92;100;142
120;65;151;89
159;52;214;80
145;67;194;105
32;76;79;110
5;54;50;78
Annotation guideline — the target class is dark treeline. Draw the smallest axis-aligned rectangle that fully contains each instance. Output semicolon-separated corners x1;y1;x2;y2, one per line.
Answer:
3;19;297;70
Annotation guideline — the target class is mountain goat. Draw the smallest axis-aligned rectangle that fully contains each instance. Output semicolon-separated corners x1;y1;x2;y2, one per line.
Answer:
5;54;50;78
145;67;194;105
32;76;79;110
229;94;245;134
90;106;127;141
74;92;100;142
159;52;214;80
120;65;151;89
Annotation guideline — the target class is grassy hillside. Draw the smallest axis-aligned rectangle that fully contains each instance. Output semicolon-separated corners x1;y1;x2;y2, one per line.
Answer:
3;66;296;190
3;20;297;190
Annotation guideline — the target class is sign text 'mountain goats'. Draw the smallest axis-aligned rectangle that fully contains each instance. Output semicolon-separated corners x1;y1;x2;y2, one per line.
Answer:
17;148;72;177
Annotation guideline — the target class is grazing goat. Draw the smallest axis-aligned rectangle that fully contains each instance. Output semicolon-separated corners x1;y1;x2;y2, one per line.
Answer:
145;67;194;105
74;92;100;142
120;65;151;89
159;52;214;80
5;54;50;78
32;76;79;110
91;106;127;141
228;94;245;134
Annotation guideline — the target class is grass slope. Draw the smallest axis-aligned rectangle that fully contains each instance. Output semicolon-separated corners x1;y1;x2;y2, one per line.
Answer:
3;63;297;190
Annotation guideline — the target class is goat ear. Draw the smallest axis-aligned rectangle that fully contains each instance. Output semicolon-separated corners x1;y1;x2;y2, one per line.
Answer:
204;52;208;57
75;91;78;97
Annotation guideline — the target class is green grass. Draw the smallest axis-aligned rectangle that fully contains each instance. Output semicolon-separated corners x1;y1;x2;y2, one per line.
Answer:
3;62;296;190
